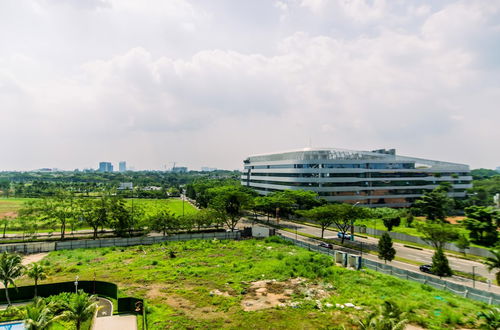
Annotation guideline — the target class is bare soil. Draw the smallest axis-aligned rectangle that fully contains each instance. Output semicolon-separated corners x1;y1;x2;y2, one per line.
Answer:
22;253;48;266
241;278;332;312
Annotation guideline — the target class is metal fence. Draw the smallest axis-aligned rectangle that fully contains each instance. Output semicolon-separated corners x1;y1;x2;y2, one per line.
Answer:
279;235;500;305
0;231;241;254
356;225;494;258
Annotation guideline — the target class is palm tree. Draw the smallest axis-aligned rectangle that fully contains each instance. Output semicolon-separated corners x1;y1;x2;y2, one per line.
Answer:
24;297;56;330
25;263;47;297
478;307;500;330
0;252;24;306
358;301;408;330
60;290;99;330
484;249;500;284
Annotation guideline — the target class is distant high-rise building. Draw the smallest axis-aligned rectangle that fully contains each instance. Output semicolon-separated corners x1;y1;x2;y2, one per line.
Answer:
98;162;113;173
119;161;127;172
201;167;217;172
171;166;188;173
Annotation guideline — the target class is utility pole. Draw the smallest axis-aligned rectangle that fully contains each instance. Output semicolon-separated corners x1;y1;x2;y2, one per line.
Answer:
472;266;477;289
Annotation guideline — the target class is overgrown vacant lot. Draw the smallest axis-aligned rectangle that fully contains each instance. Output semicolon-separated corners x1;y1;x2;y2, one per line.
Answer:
21;238;488;329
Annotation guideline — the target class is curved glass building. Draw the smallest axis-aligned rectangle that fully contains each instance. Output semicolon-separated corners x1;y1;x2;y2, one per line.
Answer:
242;148;472;207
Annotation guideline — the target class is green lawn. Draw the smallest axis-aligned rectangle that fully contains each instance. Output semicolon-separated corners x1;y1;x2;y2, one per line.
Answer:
17;238;490;329
127;198;198;217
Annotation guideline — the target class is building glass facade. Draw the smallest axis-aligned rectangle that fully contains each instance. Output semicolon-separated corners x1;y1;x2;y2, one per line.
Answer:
241;148;472;208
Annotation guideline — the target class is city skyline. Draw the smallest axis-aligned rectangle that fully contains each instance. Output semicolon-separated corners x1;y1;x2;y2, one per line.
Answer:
1;0;499;171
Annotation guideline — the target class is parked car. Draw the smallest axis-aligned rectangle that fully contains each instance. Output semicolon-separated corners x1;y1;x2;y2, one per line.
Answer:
318;242;333;249
337;232;352;240
419;264;433;274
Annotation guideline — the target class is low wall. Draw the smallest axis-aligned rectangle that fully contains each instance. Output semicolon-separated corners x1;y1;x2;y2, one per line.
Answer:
0;280;117;304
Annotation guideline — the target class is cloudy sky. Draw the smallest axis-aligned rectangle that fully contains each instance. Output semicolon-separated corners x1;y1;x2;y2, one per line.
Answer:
1;0;499;171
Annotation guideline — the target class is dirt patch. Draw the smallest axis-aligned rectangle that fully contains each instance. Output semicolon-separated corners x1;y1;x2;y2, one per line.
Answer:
22;253;48;266
210;289;231;297
0;211;17;219
446;216;466;225
165;293;228;320
241;278;332;312
145;284;167;300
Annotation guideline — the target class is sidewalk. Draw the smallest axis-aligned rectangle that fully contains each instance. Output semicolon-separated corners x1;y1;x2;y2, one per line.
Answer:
92;314;137;330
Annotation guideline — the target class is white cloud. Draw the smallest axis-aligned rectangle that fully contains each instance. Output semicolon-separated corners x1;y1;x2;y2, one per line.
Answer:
0;0;499;170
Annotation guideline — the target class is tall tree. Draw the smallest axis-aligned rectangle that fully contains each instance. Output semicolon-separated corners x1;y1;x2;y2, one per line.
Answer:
484;249;500;285
431;248;453;277
413;187;453;222
150;210;178;236
209;186;254;231
0;252;24;306
378;233;396;264
299;203;366;242
416;222;459;250
462;206;499;246
298;205;337;239
26;263;47;297
77;197;109;239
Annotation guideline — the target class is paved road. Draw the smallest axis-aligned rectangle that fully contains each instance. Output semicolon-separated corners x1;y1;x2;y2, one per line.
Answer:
241;217;500;294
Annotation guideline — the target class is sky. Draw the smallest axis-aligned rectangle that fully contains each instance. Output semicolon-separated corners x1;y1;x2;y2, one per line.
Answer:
0;0;499;171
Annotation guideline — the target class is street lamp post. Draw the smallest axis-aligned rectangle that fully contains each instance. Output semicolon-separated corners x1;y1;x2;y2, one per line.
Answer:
74;275;79;293
351;202;360;241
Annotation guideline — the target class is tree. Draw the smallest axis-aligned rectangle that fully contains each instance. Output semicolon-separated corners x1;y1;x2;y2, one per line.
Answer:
462;206;499;246
416;222;459;250
0;216;11;238
431;248;452;277
358;300;408;330
24;297;56;330
78;197;108;240
190;208;217;231
26;263;47;297
60;290;99;330
478;307;500;330
209;186;254;231
413;187;453;222
150;210;178;236
298;205;337;239
455;234;470;256
298;203;366;242
378;233;396;264
382;217;401;232
0;252;24;306
484;249;500;285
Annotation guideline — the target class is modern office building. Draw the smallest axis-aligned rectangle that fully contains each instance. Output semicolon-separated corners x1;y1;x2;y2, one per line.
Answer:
119;161;127;172
242;148;472;207
98;162;114;173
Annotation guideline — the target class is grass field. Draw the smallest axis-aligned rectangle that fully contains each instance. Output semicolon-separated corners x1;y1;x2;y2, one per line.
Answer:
0;198;29;218
0;198;198;234
128;198;198;217
17;237;490;329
